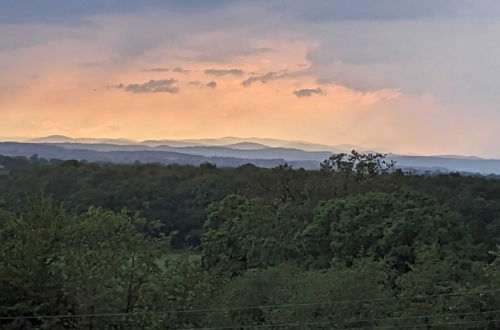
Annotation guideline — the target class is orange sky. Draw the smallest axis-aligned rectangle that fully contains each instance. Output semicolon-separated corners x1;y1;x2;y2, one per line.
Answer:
0;32;400;145
2;3;500;157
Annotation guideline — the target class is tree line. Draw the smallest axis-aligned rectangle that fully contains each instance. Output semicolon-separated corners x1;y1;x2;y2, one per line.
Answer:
1;152;500;329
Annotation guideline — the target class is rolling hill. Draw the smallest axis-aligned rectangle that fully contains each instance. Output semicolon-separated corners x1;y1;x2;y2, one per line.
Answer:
2;136;500;174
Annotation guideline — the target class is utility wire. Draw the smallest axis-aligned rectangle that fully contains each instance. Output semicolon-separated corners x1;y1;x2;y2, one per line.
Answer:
0;288;498;321
175;310;500;330
177;318;500;330
339;319;500;330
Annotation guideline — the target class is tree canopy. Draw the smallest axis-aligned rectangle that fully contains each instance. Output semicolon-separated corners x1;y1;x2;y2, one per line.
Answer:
1;154;500;328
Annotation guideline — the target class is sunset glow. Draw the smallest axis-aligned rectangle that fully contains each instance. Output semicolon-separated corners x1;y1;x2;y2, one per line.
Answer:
2;1;500;156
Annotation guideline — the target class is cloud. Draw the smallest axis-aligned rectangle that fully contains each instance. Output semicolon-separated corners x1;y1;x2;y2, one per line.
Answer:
142;68;170;72
2;0;485;25
188;81;203;86
301;18;500;103
172;67;190;74
142;67;189;73
0;0;240;24
118;79;179;93
241;71;287;87
204;68;244;76
280;0;457;22
293;87;326;98
188;80;217;88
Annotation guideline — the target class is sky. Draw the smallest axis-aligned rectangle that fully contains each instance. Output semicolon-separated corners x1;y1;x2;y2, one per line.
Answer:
1;0;500;157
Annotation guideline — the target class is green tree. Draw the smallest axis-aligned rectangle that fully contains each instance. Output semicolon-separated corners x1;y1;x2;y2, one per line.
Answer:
299;192;473;273
0;197;70;330
208;261;392;329
201;195;307;275
321;150;395;181
0;197;175;329
55;208;171;329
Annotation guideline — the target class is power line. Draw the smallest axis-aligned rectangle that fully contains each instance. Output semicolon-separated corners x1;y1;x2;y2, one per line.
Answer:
0;288;498;321
177;318;500;330
342;319;500;330
193;288;500;313
333;318;500;330
175;310;500;330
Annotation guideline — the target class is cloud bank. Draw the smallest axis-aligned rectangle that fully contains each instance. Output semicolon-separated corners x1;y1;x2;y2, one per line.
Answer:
293;88;326;98
241;71;288;87
118;79;179;94
204;69;244;76
142;68;169;72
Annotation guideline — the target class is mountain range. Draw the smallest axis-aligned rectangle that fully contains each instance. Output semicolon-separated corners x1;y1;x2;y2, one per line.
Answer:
0;135;499;174
22;135;360;152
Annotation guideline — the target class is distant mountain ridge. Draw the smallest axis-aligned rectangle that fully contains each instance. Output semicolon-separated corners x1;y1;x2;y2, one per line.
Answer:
1;135;500;174
222;142;270;150
46;142;331;161
0;142;318;169
21;135;360;152
27;135;137;145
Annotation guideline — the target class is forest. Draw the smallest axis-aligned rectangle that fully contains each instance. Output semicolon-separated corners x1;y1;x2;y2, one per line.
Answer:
1;152;500;329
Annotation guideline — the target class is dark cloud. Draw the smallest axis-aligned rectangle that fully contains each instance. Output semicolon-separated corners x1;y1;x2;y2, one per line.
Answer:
0;0;236;24
117;79;179;93
287;0;456;22
142;68;169;72
172;67;190;74
142;67;189;73
293;87;326;98
188;81;203;86
188;80;217;88
2;0;471;25
204;69;244;76
241;71;287;87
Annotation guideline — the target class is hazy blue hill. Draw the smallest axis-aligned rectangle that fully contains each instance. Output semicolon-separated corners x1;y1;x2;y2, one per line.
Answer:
3;139;500;174
0;142;318;169
153;145;332;161
51;143;151;152
140;140;206;147
389;155;500;174
27;135;75;143
52;135;363;153
27;135;137;145
219;142;270;150
283;142;360;152
46;142;332;161
141;137;286;147
141;137;356;152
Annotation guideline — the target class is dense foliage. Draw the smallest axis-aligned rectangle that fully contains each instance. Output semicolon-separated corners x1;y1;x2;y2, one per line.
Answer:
1;152;500;328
